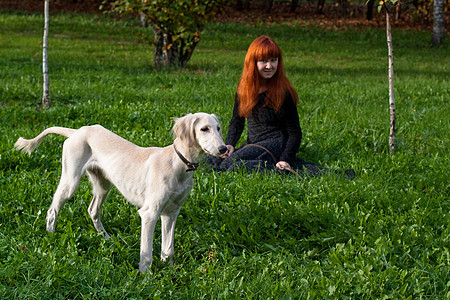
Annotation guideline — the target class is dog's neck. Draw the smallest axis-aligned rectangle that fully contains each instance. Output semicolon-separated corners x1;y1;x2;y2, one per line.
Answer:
173;139;202;172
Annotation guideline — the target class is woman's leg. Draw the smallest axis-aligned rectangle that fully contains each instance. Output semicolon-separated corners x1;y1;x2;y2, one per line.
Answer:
219;138;284;172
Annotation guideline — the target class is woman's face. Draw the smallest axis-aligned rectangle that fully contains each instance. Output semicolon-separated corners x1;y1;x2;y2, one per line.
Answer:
256;57;278;80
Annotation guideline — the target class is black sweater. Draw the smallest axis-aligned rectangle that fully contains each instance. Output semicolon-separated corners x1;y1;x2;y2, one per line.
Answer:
225;92;302;164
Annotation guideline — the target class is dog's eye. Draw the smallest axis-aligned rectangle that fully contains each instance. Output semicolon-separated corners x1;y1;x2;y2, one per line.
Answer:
217;126;221;132
200;127;209;132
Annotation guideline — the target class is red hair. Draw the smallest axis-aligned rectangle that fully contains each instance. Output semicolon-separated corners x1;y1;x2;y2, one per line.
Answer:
237;35;298;117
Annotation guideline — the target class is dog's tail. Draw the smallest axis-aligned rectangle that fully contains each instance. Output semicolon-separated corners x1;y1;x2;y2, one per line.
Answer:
14;127;76;155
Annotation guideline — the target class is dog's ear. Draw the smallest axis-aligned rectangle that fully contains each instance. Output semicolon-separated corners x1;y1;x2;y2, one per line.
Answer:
173;113;197;147
211;114;219;122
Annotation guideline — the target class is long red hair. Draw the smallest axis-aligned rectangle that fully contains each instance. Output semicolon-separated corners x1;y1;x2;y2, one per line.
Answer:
237;35;298;117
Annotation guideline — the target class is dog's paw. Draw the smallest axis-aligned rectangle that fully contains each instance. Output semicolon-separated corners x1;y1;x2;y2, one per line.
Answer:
46;209;57;232
160;255;174;267
139;255;153;275
139;263;151;275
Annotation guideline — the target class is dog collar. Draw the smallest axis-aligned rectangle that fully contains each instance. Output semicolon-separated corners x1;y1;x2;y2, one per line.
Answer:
173;144;199;172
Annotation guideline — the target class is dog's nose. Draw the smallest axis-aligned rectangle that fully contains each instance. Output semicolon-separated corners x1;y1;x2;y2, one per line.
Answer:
218;145;227;154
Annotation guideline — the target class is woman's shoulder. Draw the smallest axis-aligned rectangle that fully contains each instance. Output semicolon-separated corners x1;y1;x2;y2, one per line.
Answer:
285;85;299;104
282;90;297;106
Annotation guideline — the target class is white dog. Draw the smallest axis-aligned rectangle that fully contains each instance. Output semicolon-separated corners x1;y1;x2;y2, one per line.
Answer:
14;113;226;274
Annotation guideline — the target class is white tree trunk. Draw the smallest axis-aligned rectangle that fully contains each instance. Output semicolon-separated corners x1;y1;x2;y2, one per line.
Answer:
432;0;445;46
386;11;396;155
42;0;50;108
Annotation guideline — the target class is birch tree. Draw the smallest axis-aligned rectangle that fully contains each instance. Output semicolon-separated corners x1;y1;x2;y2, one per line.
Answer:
432;0;445;46
376;0;398;155
386;7;396;155
42;0;50;108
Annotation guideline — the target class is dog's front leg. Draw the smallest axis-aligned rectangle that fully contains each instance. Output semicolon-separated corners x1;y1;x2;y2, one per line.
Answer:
138;207;159;275
160;211;181;266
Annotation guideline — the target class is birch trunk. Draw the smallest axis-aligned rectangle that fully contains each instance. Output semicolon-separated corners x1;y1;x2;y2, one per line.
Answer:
386;11;396;155
42;0;50;108
432;0;445;46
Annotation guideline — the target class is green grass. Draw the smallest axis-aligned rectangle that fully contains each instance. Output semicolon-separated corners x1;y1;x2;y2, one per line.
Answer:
1;10;449;299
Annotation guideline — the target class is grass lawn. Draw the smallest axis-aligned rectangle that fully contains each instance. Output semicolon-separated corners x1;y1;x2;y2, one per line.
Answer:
0;10;448;299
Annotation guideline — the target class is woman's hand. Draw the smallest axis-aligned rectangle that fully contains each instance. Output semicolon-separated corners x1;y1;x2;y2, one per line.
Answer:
220;145;235;158
276;161;291;170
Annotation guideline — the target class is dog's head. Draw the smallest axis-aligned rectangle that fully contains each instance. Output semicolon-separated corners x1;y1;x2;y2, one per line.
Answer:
173;113;226;156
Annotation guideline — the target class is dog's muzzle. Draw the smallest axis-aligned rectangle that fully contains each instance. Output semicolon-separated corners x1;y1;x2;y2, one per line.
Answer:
218;145;227;154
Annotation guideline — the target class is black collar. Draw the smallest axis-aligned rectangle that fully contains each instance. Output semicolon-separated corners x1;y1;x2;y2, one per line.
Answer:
173;144;199;172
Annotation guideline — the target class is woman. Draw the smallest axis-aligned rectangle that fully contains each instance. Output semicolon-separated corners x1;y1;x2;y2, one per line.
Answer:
206;35;303;173
207;35;352;177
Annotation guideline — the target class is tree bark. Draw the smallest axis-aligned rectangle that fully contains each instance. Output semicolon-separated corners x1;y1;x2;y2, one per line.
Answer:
264;0;273;13
386;10;396;155
316;0;325;14
236;0;244;10
153;26;178;68
236;0;251;10
432;0;445;46
290;0;298;12
153;26;198;68
177;38;197;68
42;0;50;108
139;12;148;27
366;0;375;20
338;0;349;16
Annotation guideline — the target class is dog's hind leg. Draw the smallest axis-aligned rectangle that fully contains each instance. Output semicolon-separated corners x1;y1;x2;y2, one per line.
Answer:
46;140;89;232
46;171;83;232
87;168;112;239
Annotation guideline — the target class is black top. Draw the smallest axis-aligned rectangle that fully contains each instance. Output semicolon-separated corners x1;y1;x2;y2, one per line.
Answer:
225;92;302;164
